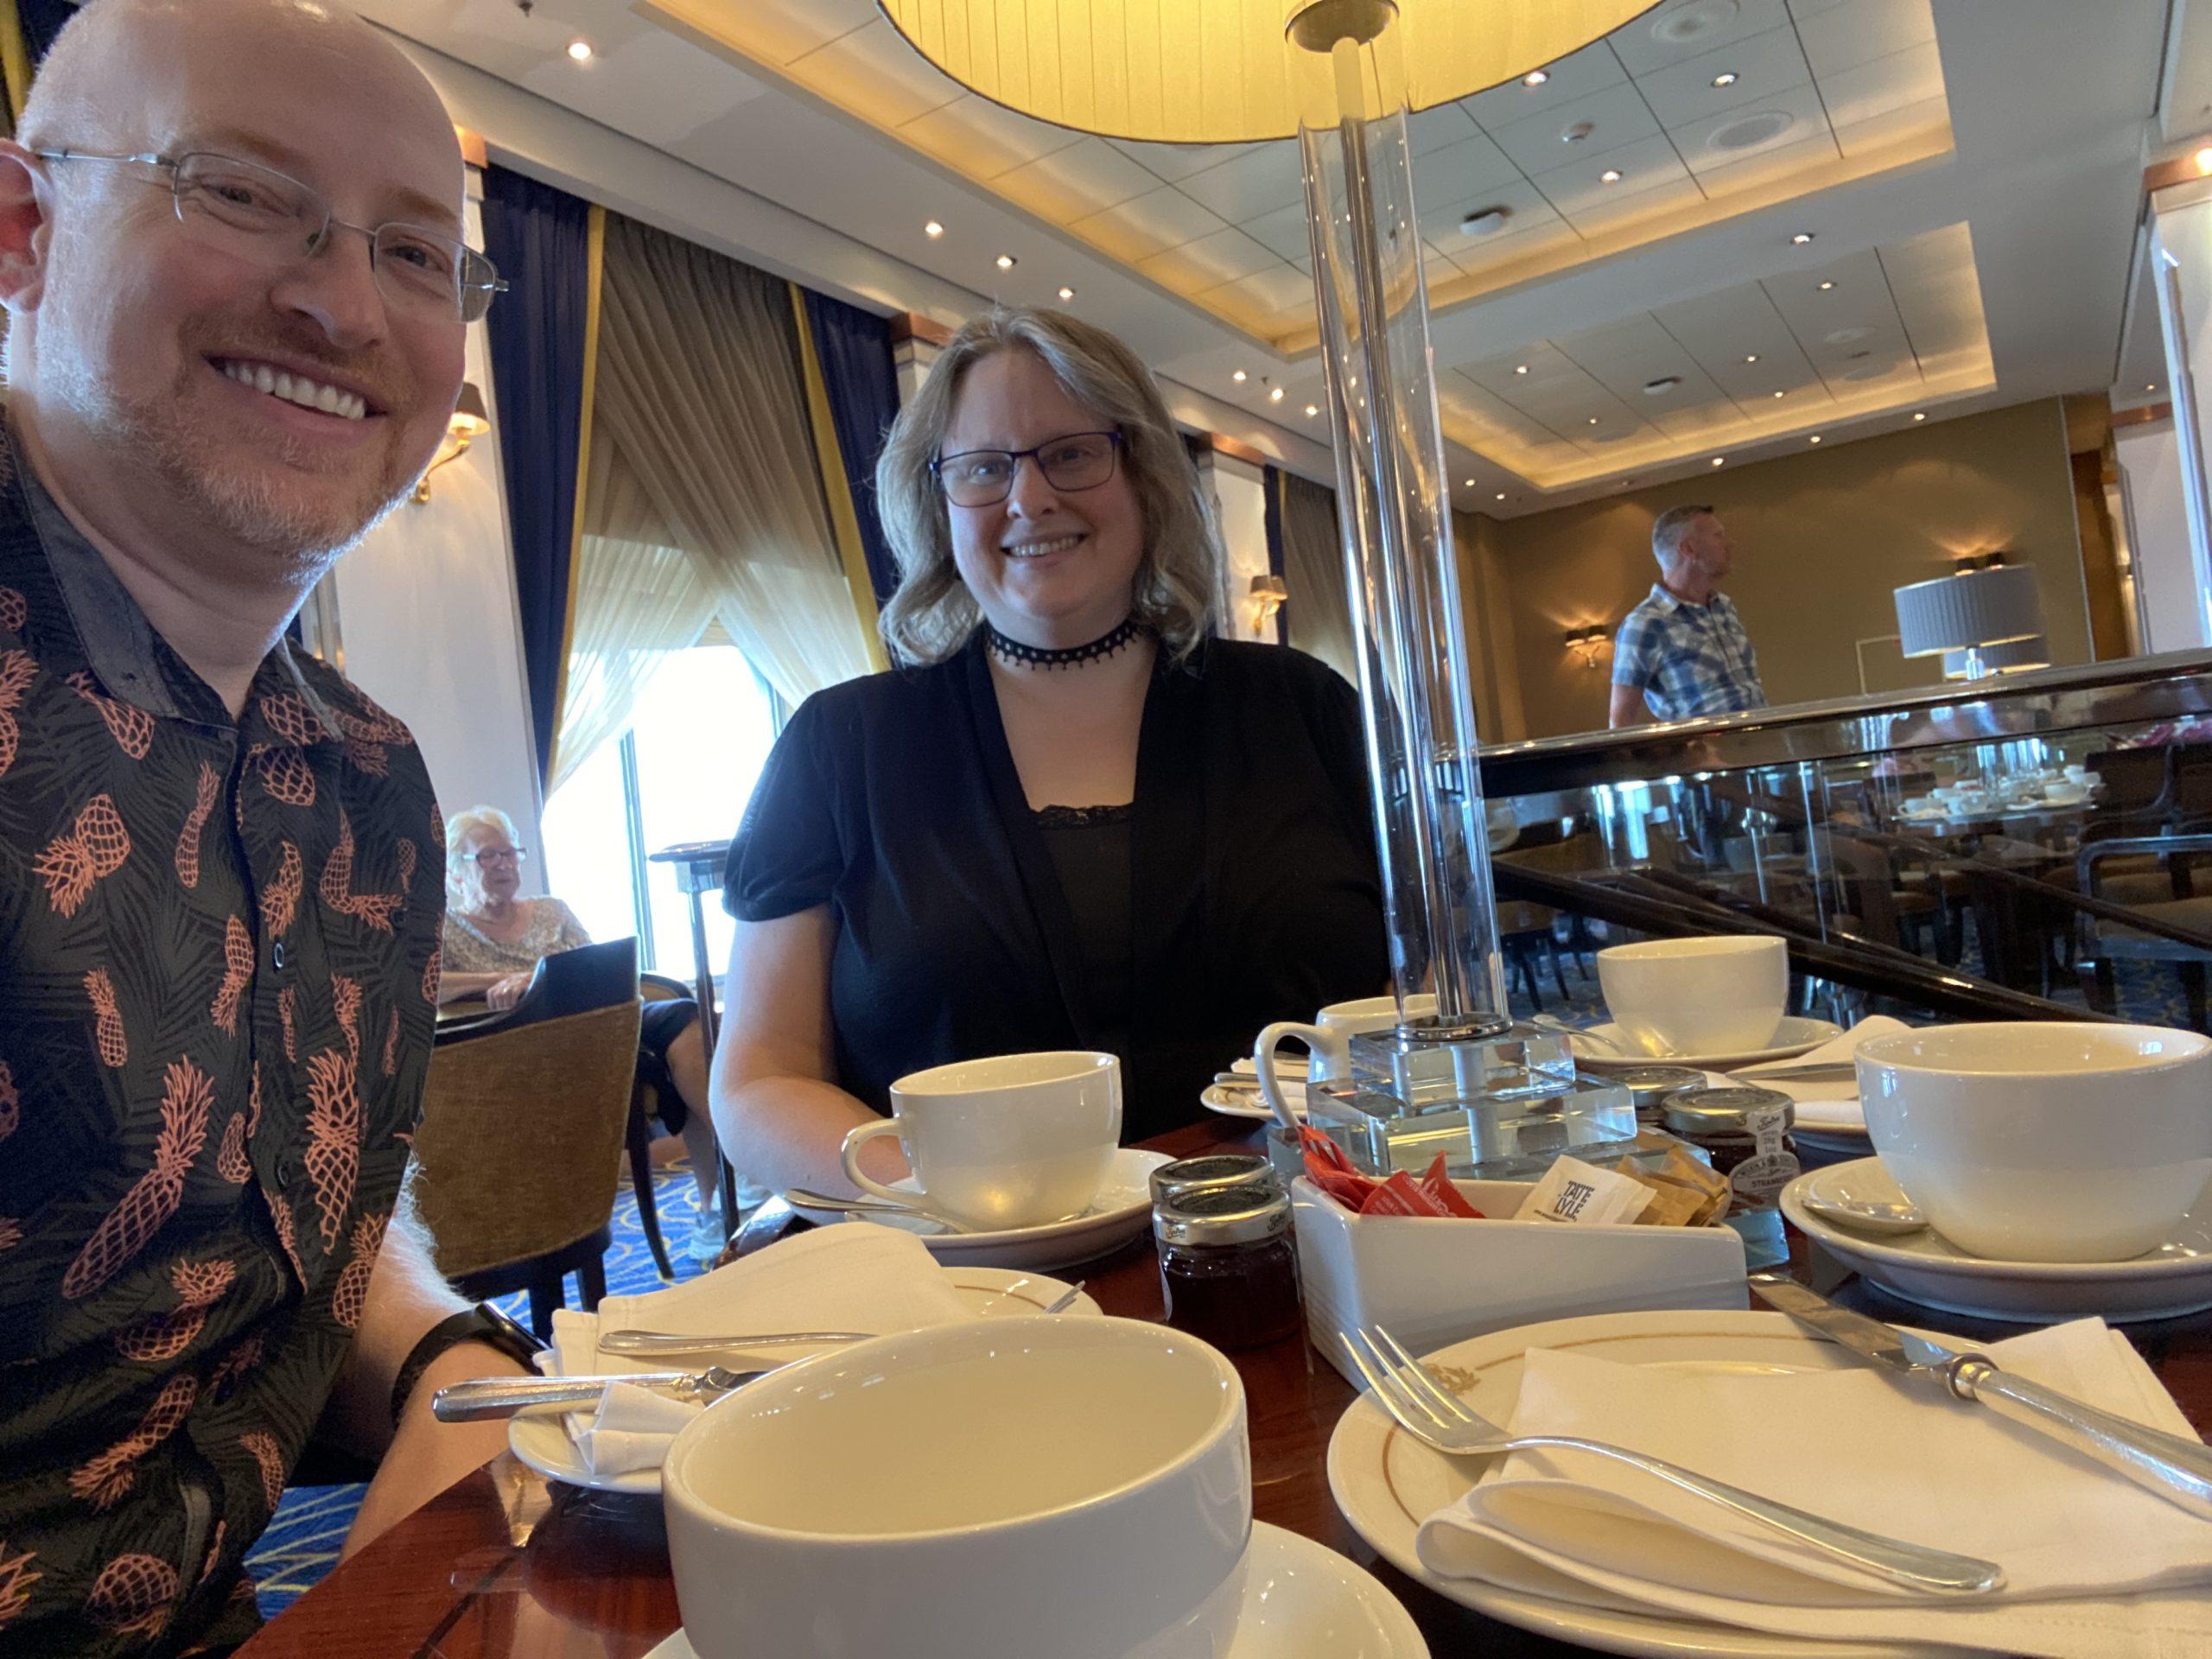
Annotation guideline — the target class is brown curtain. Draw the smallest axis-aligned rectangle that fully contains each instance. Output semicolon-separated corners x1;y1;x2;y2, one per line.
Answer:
1278;469;1357;685
558;212;872;785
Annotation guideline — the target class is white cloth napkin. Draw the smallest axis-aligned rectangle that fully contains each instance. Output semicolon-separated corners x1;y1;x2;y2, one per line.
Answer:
545;1225;978;1476
1730;1014;1913;1131
1414;1319;2212;1656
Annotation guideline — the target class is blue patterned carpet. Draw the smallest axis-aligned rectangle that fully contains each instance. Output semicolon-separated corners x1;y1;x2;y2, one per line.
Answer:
244;1163;712;1619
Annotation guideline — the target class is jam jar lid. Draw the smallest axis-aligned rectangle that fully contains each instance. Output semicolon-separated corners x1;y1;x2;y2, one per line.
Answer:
1153;1185;1290;1247
1660;1084;1796;1135
1147;1154;1280;1208
1600;1064;1707;1109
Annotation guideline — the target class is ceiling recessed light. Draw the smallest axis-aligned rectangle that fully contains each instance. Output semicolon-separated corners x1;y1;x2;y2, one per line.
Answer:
1523;68;1550;87
1232;370;1248;383
1304;404;1319;416
1587;416;1600;425
1818;280;1835;291
1269;386;1285;402
1057;285;1076;301
995;253;1016;270
2197;145;2212;175
1745;353;1758;364
1772;390;1785;398
1514;363;1530;375
1790;232;1814;245
1711;456;1725;467
1808;435;1822;444
1711;71;1738;87
2147;382;2159;392
1465;478;1477;487
1599;168;1624;183
924;219;944;238
566;38;593;62
1496;492;1507;500
1912;411;1927;422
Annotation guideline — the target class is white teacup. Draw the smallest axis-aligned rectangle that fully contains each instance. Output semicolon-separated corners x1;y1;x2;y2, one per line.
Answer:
664;1316;1252;1659
840;1051;1121;1231
1596;935;1787;1058
1253;994;1434;1123
1857;1022;2212;1262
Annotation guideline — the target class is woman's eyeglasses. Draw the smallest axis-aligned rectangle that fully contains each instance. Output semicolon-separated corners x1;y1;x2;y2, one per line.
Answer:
931;431;1122;508
461;846;527;866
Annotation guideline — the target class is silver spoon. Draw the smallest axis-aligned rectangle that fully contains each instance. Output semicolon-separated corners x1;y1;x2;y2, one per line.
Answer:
785;1186;976;1233
431;1364;768;1421
1801;1189;1928;1236
601;1283;1087;1358
1529;1014;1642;1058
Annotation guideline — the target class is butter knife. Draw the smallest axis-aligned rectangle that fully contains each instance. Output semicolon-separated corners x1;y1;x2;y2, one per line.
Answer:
1751;1275;2212;1520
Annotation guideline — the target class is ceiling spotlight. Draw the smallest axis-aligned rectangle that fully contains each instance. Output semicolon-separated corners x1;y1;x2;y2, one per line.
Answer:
1231;370;1248;384
1496;491;1508;501
1745;353;1759;363
1514;363;1530;375
1304;404;1319;416
2197;145;2212;175
2148;382;2159;392
1057;285;1076;301
1912;411;1927;422
1772;390;1785;398
1465;478;1477;487
1791;232;1814;245
1711;71;1738;87
566;38;593;62
924;219;944;238
995;253;1017;270
1711;456;1725;467
1269;386;1285;402
1523;68;1550;87
1808;434;1822;443
1599;168;1624;183
1818;280;1835;291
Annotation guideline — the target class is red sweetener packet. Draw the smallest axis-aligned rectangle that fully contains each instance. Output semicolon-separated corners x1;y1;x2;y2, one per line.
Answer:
1299;1128;1487;1218
1417;1152;1484;1218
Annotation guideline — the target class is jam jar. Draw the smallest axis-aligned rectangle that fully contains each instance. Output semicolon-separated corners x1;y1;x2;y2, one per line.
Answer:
1603;1064;1707;1128
1148;1154;1280;1209
1660;1084;1800;1268
1154;1186;1302;1351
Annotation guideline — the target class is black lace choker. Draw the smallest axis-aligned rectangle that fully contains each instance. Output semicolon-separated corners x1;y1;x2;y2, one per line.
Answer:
984;617;1144;670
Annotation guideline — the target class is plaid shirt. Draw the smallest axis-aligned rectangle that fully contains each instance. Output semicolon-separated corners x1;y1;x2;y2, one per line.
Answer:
0;435;444;1657
1611;583;1767;721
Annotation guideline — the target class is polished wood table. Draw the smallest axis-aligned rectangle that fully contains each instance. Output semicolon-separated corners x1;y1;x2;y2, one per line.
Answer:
238;1120;2212;1657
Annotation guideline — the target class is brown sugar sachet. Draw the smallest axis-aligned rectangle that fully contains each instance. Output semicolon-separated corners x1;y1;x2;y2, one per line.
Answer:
1607;1142;1732;1227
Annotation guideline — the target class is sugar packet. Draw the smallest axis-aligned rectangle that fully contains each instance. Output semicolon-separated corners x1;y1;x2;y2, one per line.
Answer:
1513;1154;1655;1225
1297;1128;1484;1218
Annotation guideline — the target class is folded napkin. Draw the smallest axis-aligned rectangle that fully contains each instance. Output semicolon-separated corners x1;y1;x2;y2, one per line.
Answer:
1415;1319;2212;1656
1731;1014;1913;1132
546;1224;978;1476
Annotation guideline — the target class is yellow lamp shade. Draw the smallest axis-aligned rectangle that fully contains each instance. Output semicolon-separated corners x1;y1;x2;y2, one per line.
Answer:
878;0;1658;144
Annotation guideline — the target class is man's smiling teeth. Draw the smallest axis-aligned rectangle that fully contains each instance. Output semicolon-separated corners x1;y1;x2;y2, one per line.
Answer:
219;359;367;422
1005;534;1083;559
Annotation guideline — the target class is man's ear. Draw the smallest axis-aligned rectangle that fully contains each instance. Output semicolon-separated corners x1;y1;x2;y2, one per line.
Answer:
0;141;54;315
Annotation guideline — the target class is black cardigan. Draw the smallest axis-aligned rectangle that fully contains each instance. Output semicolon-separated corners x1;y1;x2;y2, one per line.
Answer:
724;632;1389;1142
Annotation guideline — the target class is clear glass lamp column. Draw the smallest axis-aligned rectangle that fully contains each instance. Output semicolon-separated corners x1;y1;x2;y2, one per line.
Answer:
1287;0;1631;1175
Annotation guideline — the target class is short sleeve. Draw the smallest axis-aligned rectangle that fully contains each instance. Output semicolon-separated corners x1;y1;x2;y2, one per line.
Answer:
723;692;847;922
1612;611;1657;690
548;899;592;950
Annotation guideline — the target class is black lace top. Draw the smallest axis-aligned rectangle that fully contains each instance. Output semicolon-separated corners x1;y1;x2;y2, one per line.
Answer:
1033;802;1135;1066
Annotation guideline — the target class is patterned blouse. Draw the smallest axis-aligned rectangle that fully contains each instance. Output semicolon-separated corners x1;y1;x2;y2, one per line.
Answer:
0;440;443;1656
440;898;589;977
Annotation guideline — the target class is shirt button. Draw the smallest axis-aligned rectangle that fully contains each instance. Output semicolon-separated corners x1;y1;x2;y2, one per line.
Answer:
271;941;288;971
276;1153;299;1187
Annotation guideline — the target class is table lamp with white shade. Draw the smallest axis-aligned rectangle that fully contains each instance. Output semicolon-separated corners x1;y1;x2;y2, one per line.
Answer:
1894;564;2047;682
881;0;1652;1169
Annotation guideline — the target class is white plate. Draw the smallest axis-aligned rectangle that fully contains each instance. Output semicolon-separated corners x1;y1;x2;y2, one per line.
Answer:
507;1267;1104;1493
1783;1159;2212;1324
1571;1016;1840;1071
1327;1310;1960;1659
788;1147;1171;1270
1231;1055;1309;1080
639;1521;1427;1659
1203;1082;1303;1122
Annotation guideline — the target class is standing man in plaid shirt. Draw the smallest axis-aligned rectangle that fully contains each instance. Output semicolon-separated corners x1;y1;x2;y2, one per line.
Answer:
1607;505;1768;728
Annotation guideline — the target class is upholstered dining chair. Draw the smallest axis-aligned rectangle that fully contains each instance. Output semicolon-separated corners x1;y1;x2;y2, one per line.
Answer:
408;938;641;1337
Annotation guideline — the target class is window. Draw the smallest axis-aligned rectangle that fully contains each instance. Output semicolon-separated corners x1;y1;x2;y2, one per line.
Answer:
540;643;784;985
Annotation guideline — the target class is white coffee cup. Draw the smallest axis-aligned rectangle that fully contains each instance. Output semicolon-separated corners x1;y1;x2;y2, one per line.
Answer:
1857;1021;2212;1262
1596;935;1787;1058
1253;994;1434;1124
664;1316;1252;1659
841;1051;1121;1230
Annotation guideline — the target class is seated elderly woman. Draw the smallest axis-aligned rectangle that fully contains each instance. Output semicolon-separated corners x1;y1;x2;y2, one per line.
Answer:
712;307;1389;1199
440;807;733;1254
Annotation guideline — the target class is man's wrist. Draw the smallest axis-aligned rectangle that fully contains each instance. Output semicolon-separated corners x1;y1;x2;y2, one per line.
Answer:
390;1304;543;1426
400;1341;534;1421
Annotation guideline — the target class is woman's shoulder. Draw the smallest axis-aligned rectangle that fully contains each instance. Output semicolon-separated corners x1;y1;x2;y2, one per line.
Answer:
1190;638;1357;711
786;652;973;734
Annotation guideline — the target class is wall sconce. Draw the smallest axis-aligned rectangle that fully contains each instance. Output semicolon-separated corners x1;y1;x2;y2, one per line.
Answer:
1563;625;1611;668
1249;573;1288;632
412;381;492;504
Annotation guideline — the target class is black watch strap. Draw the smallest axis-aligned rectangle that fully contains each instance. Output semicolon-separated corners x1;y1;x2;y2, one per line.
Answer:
391;1303;545;1427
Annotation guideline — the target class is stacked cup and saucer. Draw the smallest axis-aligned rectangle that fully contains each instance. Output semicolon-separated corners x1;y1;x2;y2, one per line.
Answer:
1782;1023;2212;1322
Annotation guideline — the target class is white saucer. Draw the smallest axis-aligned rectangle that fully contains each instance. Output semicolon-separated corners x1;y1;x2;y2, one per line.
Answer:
507;1267;1103;1493
1783;1159;2212;1324
639;1521;1427;1658
1202;1082;1304;1122
1570;1016;1840;1071
1328;1309;1951;1658
789;1147;1170;1269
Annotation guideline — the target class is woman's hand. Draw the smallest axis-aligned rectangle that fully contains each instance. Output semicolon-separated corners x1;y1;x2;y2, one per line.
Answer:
485;972;532;1011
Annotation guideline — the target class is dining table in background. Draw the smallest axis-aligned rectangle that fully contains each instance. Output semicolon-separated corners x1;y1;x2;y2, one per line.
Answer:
233;1118;2212;1659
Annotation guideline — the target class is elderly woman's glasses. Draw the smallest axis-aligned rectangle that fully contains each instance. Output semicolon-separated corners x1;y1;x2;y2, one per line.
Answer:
931;430;1122;508
461;846;526;866
35;149;506;324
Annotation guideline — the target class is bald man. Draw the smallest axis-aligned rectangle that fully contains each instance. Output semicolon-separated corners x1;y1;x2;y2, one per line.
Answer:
0;3;534;1651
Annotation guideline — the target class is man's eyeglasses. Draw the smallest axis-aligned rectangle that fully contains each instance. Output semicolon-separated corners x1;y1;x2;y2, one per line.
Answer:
461;846;527;866
931;430;1122;509
35;149;507;324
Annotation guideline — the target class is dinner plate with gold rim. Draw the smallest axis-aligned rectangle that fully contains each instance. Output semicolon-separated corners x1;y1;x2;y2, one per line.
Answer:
1783;1160;2212;1325
640;1522;1428;1658
506;1268;1104;1494
1569;1017;1841;1071
1325;1309;1964;1659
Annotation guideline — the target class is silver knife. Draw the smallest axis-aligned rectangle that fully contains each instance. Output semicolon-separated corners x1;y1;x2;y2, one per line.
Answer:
430;1363;770;1421
1751;1275;2212;1520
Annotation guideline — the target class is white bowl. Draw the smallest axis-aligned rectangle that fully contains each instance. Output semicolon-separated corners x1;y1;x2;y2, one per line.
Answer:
1857;1022;2212;1262
664;1317;1251;1659
1596;935;1787;1058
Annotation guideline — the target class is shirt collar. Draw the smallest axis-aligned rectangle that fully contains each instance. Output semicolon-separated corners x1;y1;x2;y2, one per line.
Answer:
12;431;343;740
1648;582;1727;615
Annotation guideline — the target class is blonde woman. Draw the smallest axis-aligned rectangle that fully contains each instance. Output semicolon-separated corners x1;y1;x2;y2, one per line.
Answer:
711;308;1387;1200
442;807;731;1253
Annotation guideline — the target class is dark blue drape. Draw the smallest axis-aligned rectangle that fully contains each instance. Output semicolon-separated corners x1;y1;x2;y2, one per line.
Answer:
479;166;590;786
17;0;77;60
800;290;901;605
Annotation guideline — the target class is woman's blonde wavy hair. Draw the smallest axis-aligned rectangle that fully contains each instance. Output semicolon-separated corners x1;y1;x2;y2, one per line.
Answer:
875;307;1222;665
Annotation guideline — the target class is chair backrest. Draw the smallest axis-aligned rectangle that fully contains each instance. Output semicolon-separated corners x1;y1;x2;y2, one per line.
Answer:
639;970;690;1005
407;998;643;1279
438;937;638;1049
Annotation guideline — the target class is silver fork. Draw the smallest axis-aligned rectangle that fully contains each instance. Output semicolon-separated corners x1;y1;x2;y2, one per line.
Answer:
1342;1326;2005;1596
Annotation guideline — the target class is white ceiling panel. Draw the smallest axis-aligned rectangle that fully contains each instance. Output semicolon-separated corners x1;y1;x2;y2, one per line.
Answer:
1637;26;1815;128
1461;41;1630;130
1070;187;1229;261
1820;42;1946;130
1560;173;1708;240
1533;135;1695;218
707;0;877;65
786;16;962;126
1139;226;1279;292
1486;81;1665;175
520;29;762;149
1243;199;1321;264
1669;82;1834;175
996;137;1160;219
1610;0;1797;77
899;95;1086;180
1407;134;1527;215
1108;138;1266;184
1794;0;1941;78
1694;130;1845;197
1177;143;1306;223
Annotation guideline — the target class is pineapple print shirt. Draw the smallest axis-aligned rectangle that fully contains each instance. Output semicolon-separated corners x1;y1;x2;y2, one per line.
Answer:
0;441;445;1657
